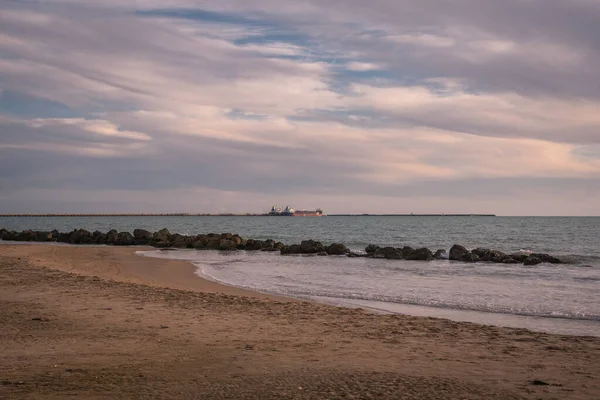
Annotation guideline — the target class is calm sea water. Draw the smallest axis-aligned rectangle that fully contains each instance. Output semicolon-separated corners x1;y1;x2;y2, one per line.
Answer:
2;216;599;336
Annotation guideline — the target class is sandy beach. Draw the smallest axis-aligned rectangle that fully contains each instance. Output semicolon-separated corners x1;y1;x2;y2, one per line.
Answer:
1;244;599;399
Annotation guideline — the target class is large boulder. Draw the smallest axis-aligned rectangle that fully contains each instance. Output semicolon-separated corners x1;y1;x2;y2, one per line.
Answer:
365;244;381;255
245;239;264;251
153;228;172;242
326;243;350;255
524;256;543;266
218;239;237;251
151;228;173;248
300;240;325;254
449;245;479;262
93;230;107;244
105;229;119;245
0;228;8;240
69;229;94;244
133;229;153;245
406;247;434;261
374;247;403;259
114;232;134;246
510;253;529;263
473;248;510;263
280;244;303;255
15;230;37;241
35;231;53;242
531;253;562;264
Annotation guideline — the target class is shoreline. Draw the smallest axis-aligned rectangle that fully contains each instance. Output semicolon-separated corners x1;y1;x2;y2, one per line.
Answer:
0;244;291;301
3;242;599;337
1;244;599;399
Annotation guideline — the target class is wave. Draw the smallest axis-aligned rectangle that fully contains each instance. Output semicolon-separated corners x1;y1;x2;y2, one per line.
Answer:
192;263;600;322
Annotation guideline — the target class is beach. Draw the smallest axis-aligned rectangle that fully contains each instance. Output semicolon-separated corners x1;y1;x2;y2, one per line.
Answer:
1;244;599;399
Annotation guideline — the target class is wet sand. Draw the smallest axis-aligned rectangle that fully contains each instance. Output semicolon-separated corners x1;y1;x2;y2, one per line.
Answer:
1;244;599;399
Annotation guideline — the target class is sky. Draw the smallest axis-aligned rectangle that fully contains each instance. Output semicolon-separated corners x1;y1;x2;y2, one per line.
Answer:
1;0;600;216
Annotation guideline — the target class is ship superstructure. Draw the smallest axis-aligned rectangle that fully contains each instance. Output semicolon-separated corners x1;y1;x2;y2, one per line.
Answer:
268;205;324;216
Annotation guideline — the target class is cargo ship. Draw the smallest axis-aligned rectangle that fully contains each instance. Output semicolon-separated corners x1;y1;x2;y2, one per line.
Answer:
269;206;324;217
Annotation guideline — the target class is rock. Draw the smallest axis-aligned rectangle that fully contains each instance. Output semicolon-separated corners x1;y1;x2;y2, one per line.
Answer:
474;248;509;263
365;244;381;255
218;239;236;251
326;243;350;255
105;229;119;245
399;246;415;258
449;245;479;262
502;258;520;264
171;234;189;248
374;247;403;259
114;232;134;246
34;231;52;242
406;247;434;261
471;248;490;258
316;251;329;256
510;253;529;263
449;244;470;261
69;229;94;244
300;240;325;254
280;244;302;255
531;253;562;264
0;228;8;240
16;230;38;241
92;230;105;244
245;239;264;251
524;256;543;266
133;229;153;245
153;228;172;243
433;249;447;259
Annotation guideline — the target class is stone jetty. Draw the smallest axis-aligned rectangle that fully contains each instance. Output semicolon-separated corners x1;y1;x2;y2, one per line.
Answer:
0;228;562;266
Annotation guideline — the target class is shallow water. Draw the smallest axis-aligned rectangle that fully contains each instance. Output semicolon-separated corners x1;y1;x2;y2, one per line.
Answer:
137;248;600;337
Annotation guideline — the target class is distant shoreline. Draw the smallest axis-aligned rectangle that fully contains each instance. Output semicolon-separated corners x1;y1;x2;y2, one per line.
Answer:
0;213;496;217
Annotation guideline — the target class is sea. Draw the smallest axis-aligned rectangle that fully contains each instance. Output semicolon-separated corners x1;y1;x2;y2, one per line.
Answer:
1;215;599;337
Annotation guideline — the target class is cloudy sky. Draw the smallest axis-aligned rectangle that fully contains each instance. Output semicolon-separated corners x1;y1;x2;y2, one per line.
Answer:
1;0;599;215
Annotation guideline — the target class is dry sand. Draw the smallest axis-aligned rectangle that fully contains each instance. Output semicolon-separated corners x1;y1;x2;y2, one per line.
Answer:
1;244;599;399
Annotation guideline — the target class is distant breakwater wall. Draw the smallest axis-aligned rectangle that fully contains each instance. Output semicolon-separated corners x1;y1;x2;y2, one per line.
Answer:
0;227;558;267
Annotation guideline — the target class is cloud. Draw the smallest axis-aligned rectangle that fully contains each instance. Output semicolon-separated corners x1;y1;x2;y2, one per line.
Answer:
1;0;600;215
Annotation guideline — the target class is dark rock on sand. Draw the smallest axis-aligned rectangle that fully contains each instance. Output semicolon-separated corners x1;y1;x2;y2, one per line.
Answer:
281;240;326;255
406;248;434;261
153;228;172;242
365;244;381;255
531;253;562;264
449;245;479;262
218;239;237;251
105;229;119;245
326;243;350;255
69;229;94;244
0;228;8;240
300;240;325;254
374;247;403;259
133;229;153;245
473;248;510;263
280;244;301;255
524;256;543;266
502;258;521;264
114;232;134;246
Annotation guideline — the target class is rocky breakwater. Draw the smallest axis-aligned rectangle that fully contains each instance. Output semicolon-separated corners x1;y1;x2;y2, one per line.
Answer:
0;227;277;252
363;243;562;266
0;228;564;265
